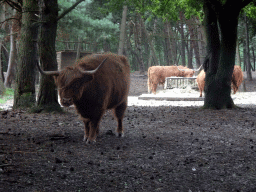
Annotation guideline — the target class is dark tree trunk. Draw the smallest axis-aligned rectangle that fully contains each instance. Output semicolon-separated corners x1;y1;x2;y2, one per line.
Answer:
14;0;38;108
164;22;173;65
4;27;17;88
186;40;193;69
179;12;186;66
134;14;145;74
252;46;255;71
202;0;251;109
4;9;20;88
243;42;246;71
244;14;252;80
0;41;4;95
37;0;61;111
188;19;201;68
118;5;127;55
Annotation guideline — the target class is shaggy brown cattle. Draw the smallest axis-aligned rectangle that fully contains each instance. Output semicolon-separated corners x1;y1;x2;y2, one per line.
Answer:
196;65;243;97
232;65;244;94
147;66;195;94
37;53;130;143
196;69;206;97
177;66;195;77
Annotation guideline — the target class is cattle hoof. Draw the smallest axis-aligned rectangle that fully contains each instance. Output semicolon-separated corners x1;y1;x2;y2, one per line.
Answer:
86;139;96;144
83;136;88;142
117;132;124;137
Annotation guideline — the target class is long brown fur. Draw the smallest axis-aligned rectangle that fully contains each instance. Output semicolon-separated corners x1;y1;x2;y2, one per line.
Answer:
147;66;194;94
196;65;243;97
232;65;244;94
54;52;130;143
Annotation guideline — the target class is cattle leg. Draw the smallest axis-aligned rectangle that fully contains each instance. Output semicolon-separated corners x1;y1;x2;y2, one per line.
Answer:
87;118;101;144
147;79;152;93
152;83;157;94
114;101;127;137
82;119;90;142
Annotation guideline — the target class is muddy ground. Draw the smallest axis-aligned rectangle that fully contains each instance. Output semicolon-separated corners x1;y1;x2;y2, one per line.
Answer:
1;73;256;192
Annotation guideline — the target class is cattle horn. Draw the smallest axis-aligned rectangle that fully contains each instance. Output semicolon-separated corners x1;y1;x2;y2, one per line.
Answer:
37;59;60;76
193;64;203;71
79;57;108;75
175;64;185;71
175;63;203;72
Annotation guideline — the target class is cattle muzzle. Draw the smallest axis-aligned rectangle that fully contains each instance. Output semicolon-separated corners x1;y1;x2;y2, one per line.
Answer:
61;98;73;107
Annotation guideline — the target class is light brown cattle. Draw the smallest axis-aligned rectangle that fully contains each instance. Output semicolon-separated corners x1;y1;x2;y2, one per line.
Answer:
196;65;243;97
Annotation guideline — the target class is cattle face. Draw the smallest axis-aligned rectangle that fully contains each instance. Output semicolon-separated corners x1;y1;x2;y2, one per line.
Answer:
196;65;243;97
37;53;130;144
177;66;195;77
54;67;95;107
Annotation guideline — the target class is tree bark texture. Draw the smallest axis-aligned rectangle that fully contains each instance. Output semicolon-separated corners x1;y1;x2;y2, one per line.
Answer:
179;12;186;66
134;14;145;74
0;41;5;95
118;5;127;55
202;0;249;109
244;14;252;80
37;0;61;111
4;9;20;88
137;13;159;66
187;17;201;68
14;0;38;108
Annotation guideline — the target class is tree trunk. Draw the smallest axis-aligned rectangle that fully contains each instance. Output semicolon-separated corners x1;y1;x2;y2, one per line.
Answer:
0;41;5;95
169;23;177;64
186;40;193;69
196;18;206;67
179;12;186;66
37;0;61;111
252;46;255;71
76;37;81;62
138;13;159;66
118;5;127;55
163;22;171;65
244;14;252;80
204;2;239;109
236;41;241;67
187;17;201;68
134;14;145;74
4;9;18;88
126;21;140;70
243;41;246;71
14;0;38;108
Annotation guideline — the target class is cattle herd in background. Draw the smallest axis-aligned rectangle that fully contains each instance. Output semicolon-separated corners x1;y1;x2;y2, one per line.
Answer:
147;65;196;94
147;64;244;97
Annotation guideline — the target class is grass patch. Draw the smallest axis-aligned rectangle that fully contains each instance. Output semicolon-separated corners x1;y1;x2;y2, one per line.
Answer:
0;88;14;104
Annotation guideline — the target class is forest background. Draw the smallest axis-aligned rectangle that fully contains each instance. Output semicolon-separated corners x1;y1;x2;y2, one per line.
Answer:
0;0;256;110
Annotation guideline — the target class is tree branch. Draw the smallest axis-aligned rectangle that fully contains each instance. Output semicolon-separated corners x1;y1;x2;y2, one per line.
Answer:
3;0;22;12
57;0;85;21
0;17;20;28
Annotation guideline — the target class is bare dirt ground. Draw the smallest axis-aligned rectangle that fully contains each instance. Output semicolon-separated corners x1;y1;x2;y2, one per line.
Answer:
1;72;256;192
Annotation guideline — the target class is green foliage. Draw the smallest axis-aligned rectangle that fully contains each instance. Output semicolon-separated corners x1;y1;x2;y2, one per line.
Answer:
244;2;256;19
57;0;120;52
0;88;14;104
